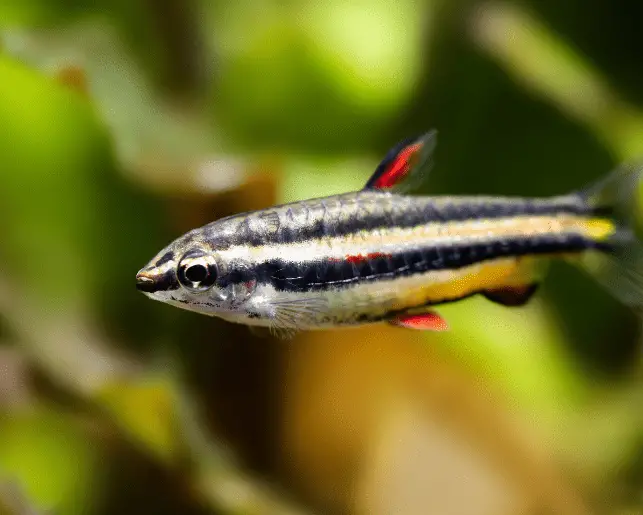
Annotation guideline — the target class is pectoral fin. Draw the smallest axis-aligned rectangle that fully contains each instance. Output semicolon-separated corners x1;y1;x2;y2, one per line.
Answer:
389;311;449;331
482;284;538;307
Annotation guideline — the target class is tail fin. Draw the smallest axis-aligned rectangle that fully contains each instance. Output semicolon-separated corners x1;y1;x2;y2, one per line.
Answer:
577;163;643;308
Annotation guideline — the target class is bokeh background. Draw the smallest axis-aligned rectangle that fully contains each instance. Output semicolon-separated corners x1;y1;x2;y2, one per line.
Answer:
1;1;643;514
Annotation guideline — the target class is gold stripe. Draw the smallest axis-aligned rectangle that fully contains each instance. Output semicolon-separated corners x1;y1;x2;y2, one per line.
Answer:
326;256;541;321
222;214;612;263
581;218;615;241
387;258;531;311
339;214;607;246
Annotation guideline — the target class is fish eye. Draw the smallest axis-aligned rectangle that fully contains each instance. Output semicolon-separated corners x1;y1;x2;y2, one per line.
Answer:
177;250;218;291
185;264;208;282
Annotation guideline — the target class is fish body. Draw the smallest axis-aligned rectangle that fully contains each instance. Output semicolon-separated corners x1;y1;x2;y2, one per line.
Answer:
136;131;641;336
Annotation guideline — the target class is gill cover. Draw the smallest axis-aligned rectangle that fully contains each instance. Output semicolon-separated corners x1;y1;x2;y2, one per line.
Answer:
364;130;437;193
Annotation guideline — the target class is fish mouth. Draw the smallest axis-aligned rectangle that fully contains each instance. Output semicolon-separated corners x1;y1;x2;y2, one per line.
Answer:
136;269;179;293
135;271;157;292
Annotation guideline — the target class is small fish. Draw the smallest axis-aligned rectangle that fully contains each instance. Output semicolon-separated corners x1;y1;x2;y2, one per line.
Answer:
136;130;643;337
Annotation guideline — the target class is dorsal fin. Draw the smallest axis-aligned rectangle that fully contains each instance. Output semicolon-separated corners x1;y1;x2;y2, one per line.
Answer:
364;130;437;193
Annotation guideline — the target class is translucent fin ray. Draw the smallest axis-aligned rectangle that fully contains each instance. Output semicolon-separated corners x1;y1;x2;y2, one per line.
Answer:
577;162;643;308
268;297;329;339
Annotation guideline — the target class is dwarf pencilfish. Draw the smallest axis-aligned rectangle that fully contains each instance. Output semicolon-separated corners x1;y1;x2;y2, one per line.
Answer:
136;130;642;337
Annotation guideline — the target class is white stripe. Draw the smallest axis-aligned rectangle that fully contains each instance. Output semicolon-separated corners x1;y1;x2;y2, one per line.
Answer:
216;214;589;264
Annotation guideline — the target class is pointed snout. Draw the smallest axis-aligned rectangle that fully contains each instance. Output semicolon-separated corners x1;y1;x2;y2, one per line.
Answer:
136;270;157;293
136;266;179;293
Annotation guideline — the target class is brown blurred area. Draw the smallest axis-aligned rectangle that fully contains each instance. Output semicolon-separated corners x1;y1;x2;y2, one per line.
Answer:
280;329;584;515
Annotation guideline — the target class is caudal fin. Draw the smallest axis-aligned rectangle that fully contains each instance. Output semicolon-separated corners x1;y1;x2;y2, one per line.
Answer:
578;163;643;307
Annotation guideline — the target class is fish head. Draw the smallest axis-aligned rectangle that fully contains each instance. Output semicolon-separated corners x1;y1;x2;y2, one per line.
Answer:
135;228;257;317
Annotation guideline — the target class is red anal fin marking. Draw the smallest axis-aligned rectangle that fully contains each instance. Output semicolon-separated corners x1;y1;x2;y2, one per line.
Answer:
390;311;449;331
482;284;539;307
364;130;437;192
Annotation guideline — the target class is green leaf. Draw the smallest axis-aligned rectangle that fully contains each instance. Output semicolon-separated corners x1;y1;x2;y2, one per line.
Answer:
96;377;179;464
0;55;111;306
0;409;100;515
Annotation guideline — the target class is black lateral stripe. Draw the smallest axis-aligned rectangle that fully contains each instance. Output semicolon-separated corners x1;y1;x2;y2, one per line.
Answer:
590;205;615;217
221;233;612;292
202;193;598;249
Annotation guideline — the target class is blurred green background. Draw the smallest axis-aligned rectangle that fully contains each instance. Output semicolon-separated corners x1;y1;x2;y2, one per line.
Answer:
1;1;643;514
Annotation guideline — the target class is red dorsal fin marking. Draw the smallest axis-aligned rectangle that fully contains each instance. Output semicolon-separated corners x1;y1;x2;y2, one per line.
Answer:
390;311;449;331
364;130;437;192
372;142;422;189
482;284;539;307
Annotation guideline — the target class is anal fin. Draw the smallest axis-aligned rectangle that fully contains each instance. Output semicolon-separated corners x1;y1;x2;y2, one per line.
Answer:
482;284;539;307
390;311;449;331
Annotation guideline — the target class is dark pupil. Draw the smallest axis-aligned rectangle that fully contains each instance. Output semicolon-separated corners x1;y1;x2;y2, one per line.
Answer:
185;264;208;283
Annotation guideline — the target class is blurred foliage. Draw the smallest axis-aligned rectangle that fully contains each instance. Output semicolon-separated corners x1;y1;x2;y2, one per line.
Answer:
1;0;643;514
0;409;99;515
